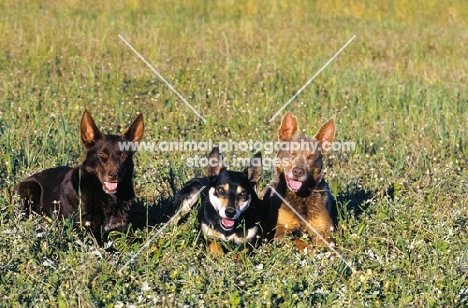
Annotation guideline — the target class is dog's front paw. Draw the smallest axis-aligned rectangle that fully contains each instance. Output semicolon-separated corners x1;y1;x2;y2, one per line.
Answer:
207;240;225;256
293;239;318;255
312;233;336;247
233;248;251;263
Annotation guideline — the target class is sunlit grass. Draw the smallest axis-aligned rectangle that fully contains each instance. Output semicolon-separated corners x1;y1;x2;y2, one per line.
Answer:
1;0;467;306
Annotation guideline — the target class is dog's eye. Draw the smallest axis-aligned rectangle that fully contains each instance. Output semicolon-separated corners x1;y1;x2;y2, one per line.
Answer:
217;187;225;195
98;152;108;159
119;152;128;159
239;190;248;197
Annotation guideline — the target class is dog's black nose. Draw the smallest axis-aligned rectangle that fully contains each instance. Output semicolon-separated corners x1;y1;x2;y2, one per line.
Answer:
292;167;305;177
225;208;236;218
108;170;118;181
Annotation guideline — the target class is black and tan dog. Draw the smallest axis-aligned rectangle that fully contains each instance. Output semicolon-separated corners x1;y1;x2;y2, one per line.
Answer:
173;147;264;255
262;111;337;253
14;110;144;242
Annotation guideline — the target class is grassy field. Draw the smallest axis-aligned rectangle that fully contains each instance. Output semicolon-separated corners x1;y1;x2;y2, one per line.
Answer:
1;0;468;306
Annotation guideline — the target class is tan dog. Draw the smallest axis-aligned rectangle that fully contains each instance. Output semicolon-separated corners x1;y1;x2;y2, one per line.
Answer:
262;112;337;253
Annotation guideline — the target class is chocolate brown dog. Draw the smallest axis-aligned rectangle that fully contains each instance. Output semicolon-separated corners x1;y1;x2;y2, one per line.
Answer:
262;112;337;253
14;110;144;241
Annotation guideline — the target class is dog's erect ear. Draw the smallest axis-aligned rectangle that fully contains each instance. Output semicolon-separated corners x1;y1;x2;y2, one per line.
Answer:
207;146;224;177
278;112;299;141
80;110;103;148
246;152;262;185
314;118;335;147
123;113;144;143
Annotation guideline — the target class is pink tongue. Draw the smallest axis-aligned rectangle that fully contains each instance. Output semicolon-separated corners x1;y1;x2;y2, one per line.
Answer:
104;182;117;191
221;218;235;228
289;179;302;190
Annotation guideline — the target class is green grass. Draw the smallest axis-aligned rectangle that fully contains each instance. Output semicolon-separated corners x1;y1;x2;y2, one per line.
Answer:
1;0;468;306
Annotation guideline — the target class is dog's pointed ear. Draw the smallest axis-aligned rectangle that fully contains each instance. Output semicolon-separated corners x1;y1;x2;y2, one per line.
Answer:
245;152;262;186
123;113;144;143
80;110;102;148
278;112;299;141
207;146;224;177
314;118;335;148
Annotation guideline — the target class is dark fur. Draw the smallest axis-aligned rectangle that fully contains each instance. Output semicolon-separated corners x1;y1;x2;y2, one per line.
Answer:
14;110;144;241
262;112;337;253
173;147;264;255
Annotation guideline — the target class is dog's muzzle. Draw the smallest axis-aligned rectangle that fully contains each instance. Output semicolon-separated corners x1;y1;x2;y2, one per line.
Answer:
220;207;237;230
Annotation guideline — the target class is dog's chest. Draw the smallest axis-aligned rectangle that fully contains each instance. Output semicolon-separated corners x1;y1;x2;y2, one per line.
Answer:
79;193;130;232
201;223;258;245
283;188;329;215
